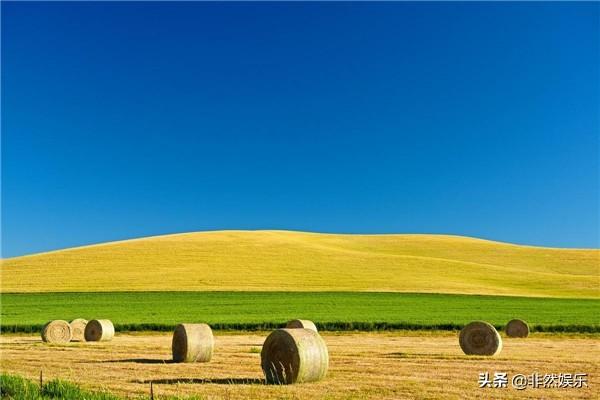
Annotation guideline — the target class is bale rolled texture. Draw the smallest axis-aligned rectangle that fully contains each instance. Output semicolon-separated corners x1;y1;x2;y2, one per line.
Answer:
459;321;502;356
285;319;318;332
69;319;88;342
506;319;529;338
172;323;214;363
261;328;328;384
41;320;72;344
84;319;115;342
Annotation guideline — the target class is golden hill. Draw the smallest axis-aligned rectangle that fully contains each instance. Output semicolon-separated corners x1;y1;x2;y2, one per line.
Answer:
2;230;598;297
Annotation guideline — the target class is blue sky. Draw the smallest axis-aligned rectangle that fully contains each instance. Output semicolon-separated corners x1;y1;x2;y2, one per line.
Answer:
2;2;598;257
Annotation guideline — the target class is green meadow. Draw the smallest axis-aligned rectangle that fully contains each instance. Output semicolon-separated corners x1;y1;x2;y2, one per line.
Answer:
0;374;122;400
2;292;599;333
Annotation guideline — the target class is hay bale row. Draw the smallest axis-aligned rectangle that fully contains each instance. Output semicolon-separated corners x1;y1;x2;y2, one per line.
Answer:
40;315;527;385
458;319;530;356
41;319;114;344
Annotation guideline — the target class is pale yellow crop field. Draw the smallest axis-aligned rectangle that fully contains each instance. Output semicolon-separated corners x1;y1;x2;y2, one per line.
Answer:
2;230;598;297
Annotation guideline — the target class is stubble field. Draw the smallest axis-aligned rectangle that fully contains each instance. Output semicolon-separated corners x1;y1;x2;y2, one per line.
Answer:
1;332;598;399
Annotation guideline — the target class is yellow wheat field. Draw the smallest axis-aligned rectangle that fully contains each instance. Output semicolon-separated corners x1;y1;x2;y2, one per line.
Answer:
2;230;598;297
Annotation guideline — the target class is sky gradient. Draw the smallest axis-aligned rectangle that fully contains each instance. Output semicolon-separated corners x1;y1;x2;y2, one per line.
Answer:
2;2;599;257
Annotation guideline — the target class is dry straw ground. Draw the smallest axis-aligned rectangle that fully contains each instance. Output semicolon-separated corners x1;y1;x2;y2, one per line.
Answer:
3;231;599;297
1;332;598;399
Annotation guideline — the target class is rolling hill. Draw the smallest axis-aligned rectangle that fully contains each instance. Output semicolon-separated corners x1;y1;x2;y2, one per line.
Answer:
2;230;598;297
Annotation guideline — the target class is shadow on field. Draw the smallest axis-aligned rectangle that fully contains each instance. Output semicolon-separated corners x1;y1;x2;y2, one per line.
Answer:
140;378;265;385
9;340;40;345
386;352;462;360
101;358;175;364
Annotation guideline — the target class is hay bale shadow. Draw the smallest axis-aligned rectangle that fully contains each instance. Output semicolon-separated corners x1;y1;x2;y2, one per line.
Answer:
100;358;175;364
386;352;498;361
139;378;265;385
385;352;461;360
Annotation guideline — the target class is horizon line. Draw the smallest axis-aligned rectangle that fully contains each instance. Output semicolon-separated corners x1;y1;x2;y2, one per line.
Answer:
4;229;599;260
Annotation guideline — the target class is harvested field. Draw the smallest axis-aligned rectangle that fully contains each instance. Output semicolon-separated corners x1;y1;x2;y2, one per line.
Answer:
1;332;598;399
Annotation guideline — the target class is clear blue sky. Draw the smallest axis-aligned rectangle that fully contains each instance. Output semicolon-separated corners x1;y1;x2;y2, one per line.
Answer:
2;2;598;257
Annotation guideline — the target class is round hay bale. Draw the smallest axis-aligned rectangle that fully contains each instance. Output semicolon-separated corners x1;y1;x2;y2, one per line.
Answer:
261;328;328;384
41;320;72;344
286;319;318;332
459;321;502;356
506;319;529;338
84;319;114;342
69;319;88;342
172;323;214;363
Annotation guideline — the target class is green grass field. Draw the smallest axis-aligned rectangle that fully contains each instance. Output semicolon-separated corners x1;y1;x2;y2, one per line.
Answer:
2;292;599;333
0;374;123;400
3;231;598;297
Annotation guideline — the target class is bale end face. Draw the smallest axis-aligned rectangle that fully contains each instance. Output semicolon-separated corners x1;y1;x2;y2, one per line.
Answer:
459;321;502;356
506;319;529;338
41;320;72;344
261;328;328;384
